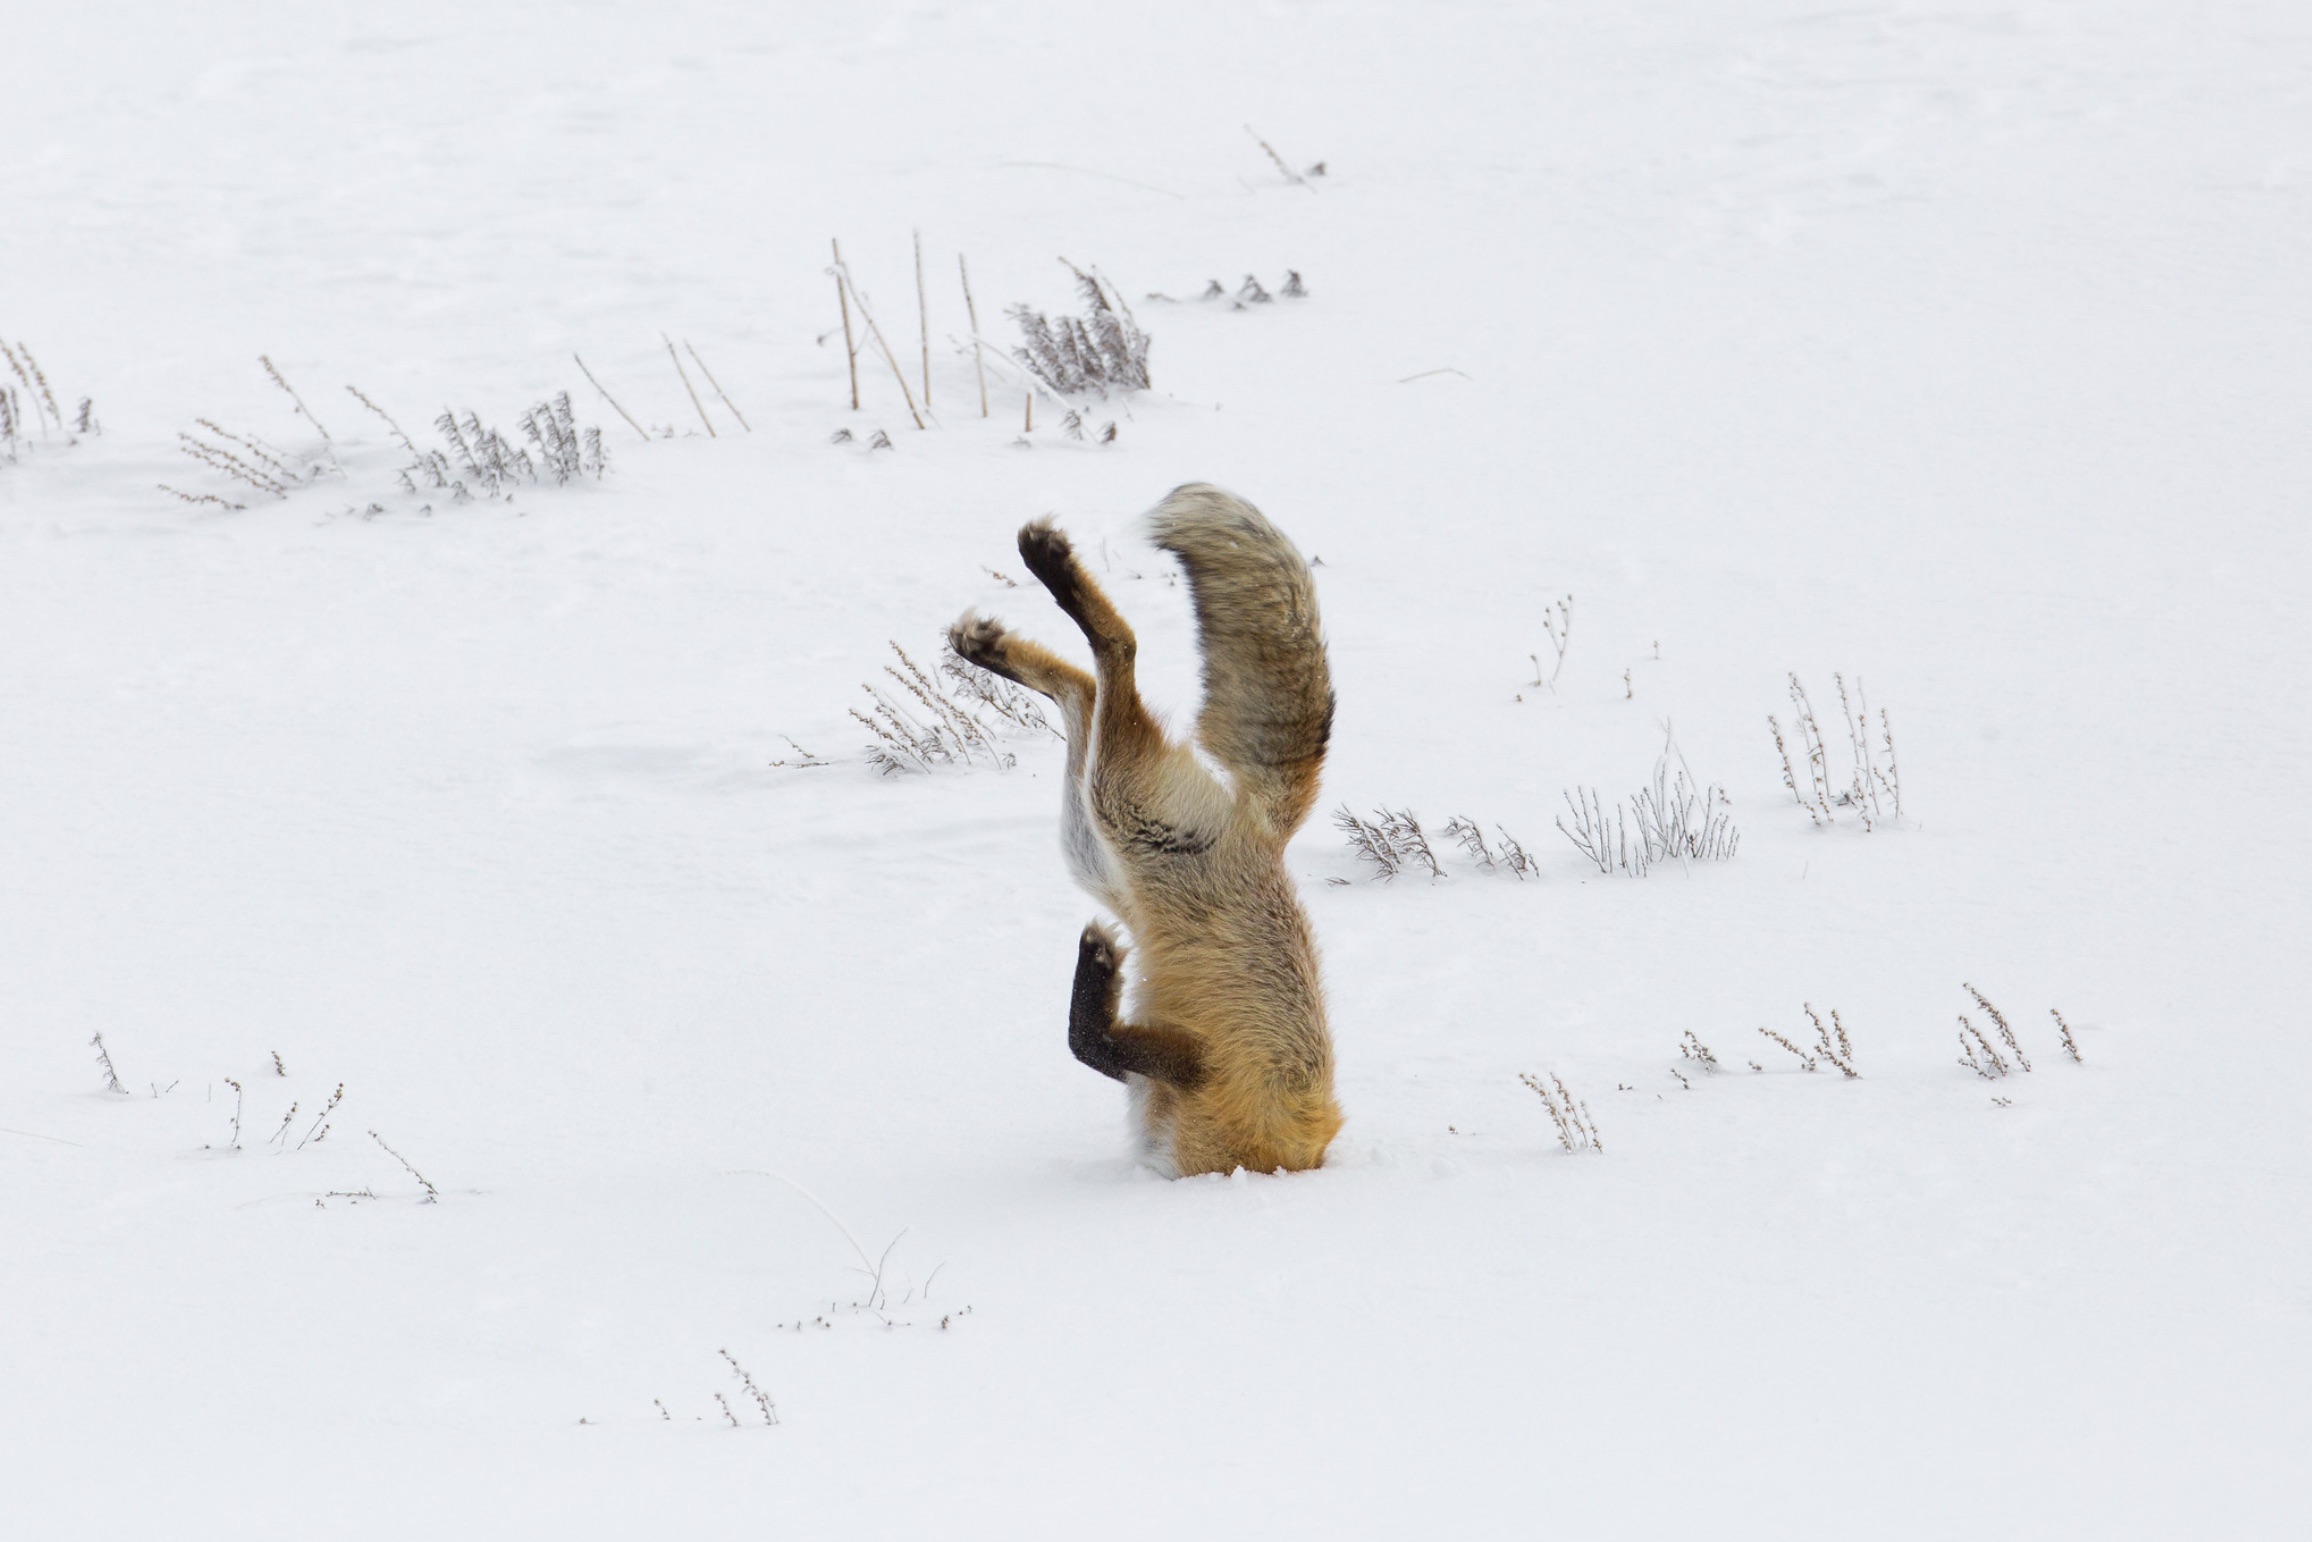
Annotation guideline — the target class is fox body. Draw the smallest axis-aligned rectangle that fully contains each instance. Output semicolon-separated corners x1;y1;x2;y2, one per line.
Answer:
950;484;1341;1176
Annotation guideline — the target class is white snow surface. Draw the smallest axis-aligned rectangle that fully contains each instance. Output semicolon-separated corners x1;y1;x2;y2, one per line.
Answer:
4;2;2308;1536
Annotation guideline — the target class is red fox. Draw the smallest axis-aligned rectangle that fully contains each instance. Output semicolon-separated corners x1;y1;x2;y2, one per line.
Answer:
950;484;1341;1176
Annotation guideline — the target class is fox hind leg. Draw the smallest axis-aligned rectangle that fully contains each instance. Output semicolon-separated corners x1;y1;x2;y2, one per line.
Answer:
1069;922;1205;1090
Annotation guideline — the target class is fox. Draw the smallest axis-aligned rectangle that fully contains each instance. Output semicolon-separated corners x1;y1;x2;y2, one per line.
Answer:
949;484;1342;1177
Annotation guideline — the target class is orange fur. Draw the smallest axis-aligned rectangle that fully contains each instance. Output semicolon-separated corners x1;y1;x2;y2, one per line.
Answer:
950;485;1340;1175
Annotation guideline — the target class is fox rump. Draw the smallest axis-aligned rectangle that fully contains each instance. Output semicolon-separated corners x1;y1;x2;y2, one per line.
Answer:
950;484;1341;1176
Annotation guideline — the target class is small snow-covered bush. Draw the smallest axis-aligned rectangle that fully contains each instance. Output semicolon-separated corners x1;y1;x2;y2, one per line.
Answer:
1009;263;1150;397
853;642;1055;775
1557;738;1739;877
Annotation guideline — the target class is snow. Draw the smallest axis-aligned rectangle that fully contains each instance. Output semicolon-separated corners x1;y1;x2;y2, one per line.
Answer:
3;1;2308;1535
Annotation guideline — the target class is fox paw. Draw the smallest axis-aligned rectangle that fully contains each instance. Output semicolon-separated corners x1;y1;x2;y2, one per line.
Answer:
948;610;1014;676
1077;920;1125;979
1017;518;1081;603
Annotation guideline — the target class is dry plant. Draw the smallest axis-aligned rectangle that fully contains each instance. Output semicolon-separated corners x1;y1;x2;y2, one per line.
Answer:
1334;807;1448;879
940;650;1058;739
175;418;315;500
1531;594;1574;690
2;337;93;465
1009;261;1150;397
828;241;926;429
1244;124;1318;191
664;334;717;436
682;341;750;431
369;1129;440;1202
2051;1008;2082;1063
1956;1015;2010;1079
718;1349;780;1426
574;354;650;441
1441;816;1541;880
220;1077;244;1149
400;398;607;501
853;642;1030;774
1964;984;2031;1072
296;1082;343;1149
1758;1004;1857;1076
1519;1071;1603;1154
1678;1030;1720;1072
1147;271;1310;308
1771;672;1902;828
89;1032;127;1095
1559;733;1739;878
715;1393;741;1428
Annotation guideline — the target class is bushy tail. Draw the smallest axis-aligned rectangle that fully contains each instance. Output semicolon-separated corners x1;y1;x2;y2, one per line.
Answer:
1144;484;1333;839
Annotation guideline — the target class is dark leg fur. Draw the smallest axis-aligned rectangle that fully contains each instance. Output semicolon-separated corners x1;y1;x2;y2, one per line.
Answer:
1069;924;1205;1089
1018;519;1092;632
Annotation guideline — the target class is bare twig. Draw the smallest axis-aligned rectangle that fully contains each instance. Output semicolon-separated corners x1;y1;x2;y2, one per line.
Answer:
665;334;716;437
830;253;927;429
915;229;931;411
574;354;649;442
1245;124;1316;191
683;342;750;432
833;238;860;411
2052;1008;2082;1063
369;1129;440;1202
959;254;989;418
259;355;333;444
90;1032;127;1094
1518;1072;1603;1153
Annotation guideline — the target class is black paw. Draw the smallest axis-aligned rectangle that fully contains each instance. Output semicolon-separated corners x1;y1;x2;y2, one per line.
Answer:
1077;920;1125;979
1017;519;1082;607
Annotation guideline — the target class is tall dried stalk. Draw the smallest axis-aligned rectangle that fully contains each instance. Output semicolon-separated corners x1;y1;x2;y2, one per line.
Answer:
1519;1072;1602;1153
260;355;334;446
575;354;649;442
1244;124;1315;191
683;341;750;431
915;229;931;411
959;254;988;417
832;238;860;411
830;250;926;429
666;334;717;436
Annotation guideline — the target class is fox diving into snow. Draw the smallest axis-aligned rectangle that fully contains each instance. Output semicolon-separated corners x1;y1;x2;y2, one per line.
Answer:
950;484;1342;1177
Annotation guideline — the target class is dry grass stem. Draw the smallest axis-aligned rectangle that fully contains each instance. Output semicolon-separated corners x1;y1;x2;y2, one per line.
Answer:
719;1349;780;1426
1804;1003;1858;1077
959;254;989;417
853;642;1028;773
915;229;931;411
296;1083;344;1149
665;334;717;436
832;238;861;411
1519;1072;1603;1153
90;1032;127;1095
2052;1008;2082;1063
1759;1025;1816;1072
1245;124;1316;191
683;341;750;431
1679;1030;1720;1071
259;355;334;446
574;354;650;442
344;385;417;453
158;484;245;511
830;251;927;429
1957;1014;2011;1079
1532;595;1573;689
1964;984;2031;1072
369;1129;440;1202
